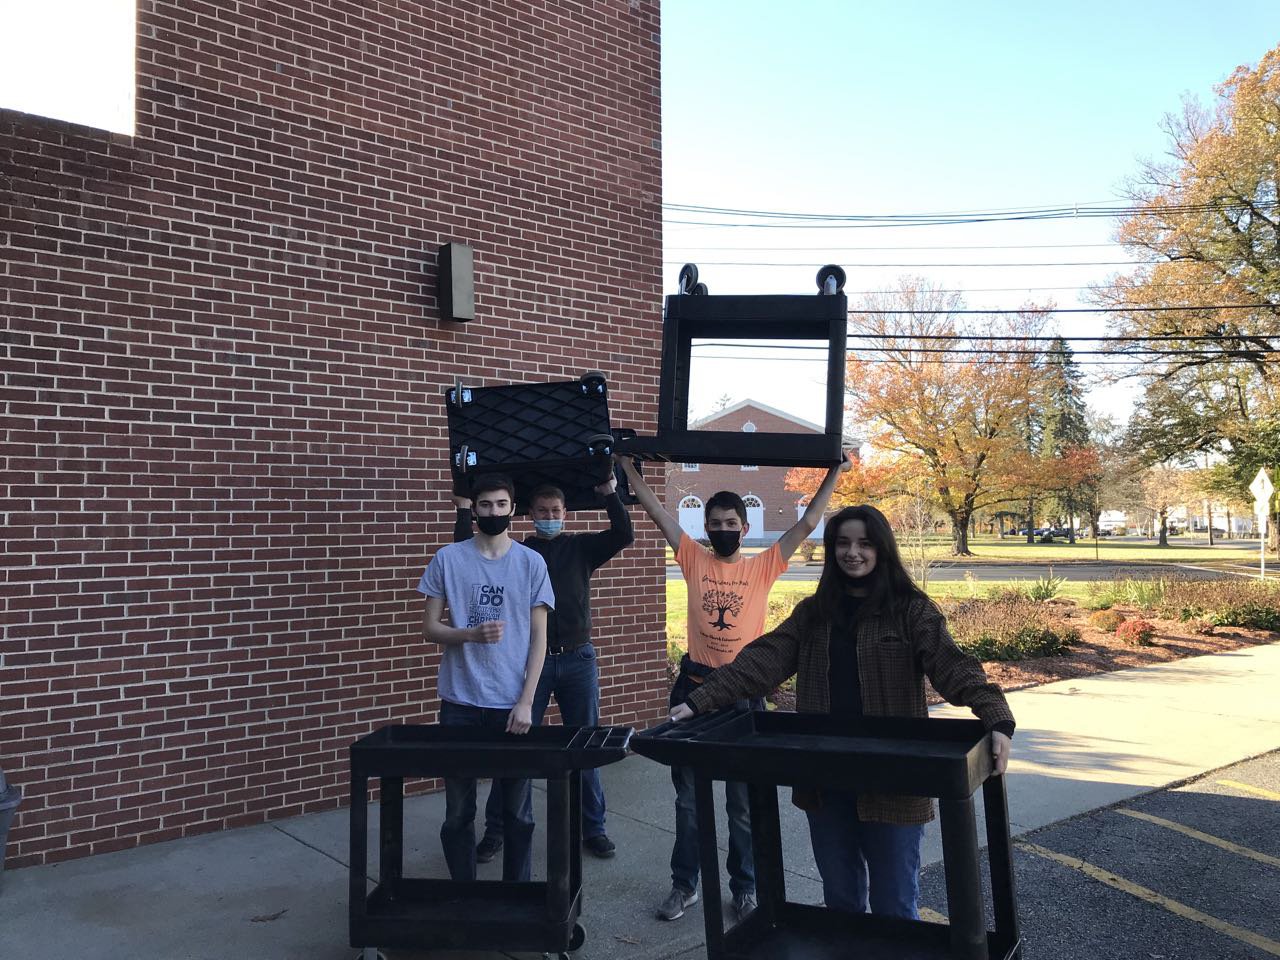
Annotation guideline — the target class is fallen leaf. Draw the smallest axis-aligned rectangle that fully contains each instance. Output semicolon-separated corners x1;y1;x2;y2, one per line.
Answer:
250;909;288;923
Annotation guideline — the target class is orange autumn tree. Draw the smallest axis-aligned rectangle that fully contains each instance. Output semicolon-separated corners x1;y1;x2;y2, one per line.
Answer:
790;279;1048;556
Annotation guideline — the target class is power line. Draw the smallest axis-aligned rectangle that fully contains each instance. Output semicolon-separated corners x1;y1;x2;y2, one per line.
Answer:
663;199;1278;229
693;354;1186;366
665;242;1125;252
661;259;1227;268
692;343;1279;358
841;331;1279;343
850;303;1274;315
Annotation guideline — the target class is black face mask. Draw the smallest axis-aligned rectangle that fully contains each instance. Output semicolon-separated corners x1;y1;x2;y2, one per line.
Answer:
707;529;741;558
475;514;512;536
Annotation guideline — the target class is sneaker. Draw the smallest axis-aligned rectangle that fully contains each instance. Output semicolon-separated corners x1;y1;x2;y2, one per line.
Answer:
732;891;757;922
656;886;699;921
584;834;616;859
475;834;503;864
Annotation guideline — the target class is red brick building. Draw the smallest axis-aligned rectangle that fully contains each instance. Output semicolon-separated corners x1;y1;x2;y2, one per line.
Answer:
0;1;665;868
663;400;830;543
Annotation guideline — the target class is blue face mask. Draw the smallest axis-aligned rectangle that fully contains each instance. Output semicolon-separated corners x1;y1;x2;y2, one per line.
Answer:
533;518;564;538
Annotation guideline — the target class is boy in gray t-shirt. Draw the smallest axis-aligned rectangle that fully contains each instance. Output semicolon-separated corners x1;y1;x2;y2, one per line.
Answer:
419;473;552;882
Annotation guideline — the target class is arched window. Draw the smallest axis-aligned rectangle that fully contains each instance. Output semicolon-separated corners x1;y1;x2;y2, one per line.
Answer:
742;420;757;432
678;495;703;510
742;495;763;509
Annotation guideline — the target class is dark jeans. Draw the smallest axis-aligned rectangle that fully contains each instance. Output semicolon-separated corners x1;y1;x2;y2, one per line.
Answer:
805;789;924;918
668;667;762;898
482;642;607;840
438;700;534;882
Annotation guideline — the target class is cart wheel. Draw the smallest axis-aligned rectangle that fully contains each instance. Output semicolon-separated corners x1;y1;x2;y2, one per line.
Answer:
586;433;614;458
579;370;607;396
353;951;387;960
448;377;465;408
678;262;699;294
457;443;471;475
691;281;708;296
569;921;586;951
816;264;846;294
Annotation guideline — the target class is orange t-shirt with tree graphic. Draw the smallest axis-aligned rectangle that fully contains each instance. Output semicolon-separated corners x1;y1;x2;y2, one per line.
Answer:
677;533;788;668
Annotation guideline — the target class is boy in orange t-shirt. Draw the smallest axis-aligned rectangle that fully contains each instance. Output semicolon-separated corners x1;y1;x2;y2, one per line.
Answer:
619;455;849;922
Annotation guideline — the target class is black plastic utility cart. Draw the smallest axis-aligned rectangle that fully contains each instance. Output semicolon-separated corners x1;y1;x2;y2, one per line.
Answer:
631;709;1021;960
445;371;638;513
349;723;632;960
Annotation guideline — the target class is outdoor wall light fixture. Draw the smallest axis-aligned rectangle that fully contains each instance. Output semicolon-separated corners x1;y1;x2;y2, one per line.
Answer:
437;242;475;322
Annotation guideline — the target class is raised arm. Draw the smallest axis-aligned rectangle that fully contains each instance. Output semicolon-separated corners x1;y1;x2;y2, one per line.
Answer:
585;473;635;567
775;456;851;561
616;456;684;550
452;494;473;543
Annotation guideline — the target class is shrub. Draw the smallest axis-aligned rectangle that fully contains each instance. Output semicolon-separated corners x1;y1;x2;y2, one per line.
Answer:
1126;578;1168;610
1026;572;1065;602
1088;609;1125;633
1159;578;1280;631
948;596;1078;661
795;540;819;562
1085;577;1167;611
764;593;802;631
1115;618;1156;646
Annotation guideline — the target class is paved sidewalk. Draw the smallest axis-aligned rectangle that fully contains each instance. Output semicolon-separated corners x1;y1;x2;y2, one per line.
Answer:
3;643;1278;960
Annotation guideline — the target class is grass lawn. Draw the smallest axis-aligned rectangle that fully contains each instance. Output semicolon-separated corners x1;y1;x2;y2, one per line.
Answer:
956;536;1260;564
664;536;1262;565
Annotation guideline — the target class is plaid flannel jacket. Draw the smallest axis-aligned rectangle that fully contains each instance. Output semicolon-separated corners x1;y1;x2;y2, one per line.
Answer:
683;594;1015;825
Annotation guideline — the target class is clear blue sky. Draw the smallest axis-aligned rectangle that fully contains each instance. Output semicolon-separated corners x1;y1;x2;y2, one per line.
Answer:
661;1;1280;425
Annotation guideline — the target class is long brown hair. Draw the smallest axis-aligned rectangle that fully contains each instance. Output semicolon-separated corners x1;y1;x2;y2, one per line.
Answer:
814;505;936;625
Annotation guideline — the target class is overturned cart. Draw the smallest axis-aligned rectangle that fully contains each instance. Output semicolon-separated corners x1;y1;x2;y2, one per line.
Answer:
631;709;1021;960
349;723;632;960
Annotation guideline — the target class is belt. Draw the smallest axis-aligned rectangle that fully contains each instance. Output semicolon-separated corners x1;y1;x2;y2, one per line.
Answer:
546;642;588;655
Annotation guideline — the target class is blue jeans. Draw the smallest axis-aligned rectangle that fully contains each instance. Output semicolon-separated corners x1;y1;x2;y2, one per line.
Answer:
438;700;534;882
804;789;924;918
482;643;607;840
668;670;760;898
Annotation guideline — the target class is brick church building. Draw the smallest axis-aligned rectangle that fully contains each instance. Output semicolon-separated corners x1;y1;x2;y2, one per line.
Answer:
663;400;833;544
1;1;665;868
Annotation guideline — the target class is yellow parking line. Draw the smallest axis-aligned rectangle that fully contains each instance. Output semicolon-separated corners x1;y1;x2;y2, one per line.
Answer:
1017;841;1280;957
1115;808;1280;868
919;906;948;924
1218;779;1280;802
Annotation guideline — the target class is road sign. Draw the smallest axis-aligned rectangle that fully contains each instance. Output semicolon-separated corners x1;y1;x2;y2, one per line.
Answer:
1250;467;1273;514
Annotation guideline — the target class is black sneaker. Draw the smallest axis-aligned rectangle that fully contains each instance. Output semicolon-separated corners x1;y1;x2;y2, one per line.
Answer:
584;834;616;859
475;834;503;864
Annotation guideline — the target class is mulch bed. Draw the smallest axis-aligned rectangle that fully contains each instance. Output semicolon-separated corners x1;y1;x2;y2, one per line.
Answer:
766;601;1279;711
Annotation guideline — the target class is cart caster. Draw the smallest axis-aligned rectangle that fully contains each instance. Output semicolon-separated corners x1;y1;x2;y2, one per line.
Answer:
447;378;472;407
586;433;614;457
691;281;708;295
579;371;607;396
816;264;846;294
569;921;586;950
354;950;387;960
678;262;699;294
454;443;474;475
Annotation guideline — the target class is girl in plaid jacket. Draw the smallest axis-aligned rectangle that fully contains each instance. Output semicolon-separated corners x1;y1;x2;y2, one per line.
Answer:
671;504;1015;919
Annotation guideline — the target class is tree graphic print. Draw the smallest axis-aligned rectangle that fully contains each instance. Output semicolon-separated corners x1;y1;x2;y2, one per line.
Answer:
702;588;743;631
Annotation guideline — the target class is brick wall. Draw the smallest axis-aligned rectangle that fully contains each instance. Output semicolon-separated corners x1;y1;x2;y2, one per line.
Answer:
0;0;665;868
663;402;823;541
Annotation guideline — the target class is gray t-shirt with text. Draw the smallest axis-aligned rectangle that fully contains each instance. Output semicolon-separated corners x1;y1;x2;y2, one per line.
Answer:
417;539;555;709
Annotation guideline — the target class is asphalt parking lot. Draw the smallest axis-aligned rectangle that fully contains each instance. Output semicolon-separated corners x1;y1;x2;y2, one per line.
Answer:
918;750;1280;959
